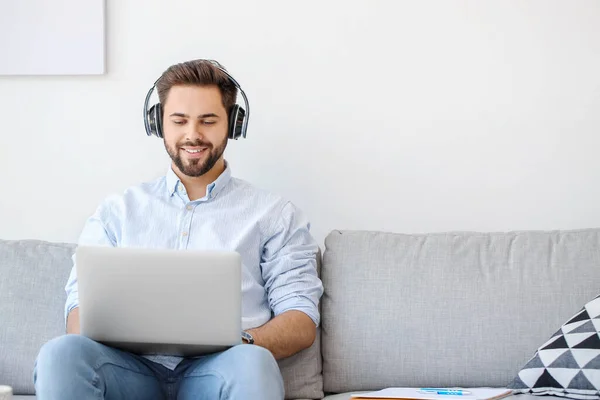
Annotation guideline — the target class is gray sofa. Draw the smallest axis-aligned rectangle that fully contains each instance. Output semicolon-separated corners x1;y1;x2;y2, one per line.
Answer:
2;228;600;399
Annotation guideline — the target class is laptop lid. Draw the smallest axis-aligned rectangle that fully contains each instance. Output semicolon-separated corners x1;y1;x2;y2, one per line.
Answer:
76;245;242;357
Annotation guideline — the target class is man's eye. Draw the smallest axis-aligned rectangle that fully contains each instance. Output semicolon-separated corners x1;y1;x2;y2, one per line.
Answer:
173;120;186;125
202;121;216;125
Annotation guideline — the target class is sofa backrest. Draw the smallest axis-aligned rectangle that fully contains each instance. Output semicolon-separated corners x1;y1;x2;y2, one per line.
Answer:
320;229;600;394
0;239;323;399
0;239;76;395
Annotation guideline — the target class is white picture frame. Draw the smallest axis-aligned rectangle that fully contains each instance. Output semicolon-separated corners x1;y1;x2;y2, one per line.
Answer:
0;0;106;75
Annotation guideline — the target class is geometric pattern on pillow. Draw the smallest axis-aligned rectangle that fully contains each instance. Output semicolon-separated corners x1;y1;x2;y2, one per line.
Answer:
508;294;600;400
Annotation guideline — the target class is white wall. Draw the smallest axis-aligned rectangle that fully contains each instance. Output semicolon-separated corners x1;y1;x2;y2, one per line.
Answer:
1;0;599;247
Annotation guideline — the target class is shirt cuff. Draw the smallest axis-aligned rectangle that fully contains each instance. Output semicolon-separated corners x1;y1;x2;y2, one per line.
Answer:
273;296;321;327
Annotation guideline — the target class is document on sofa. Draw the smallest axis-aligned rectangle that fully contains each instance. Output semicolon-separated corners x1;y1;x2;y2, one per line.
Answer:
350;387;513;400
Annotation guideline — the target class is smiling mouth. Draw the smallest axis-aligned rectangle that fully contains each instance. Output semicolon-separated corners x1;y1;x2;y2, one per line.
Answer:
181;147;208;154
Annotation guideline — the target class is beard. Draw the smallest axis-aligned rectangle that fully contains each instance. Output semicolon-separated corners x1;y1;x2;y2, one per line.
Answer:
164;136;227;177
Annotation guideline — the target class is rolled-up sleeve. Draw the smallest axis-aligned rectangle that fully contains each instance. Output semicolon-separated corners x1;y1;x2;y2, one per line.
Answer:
64;205;117;324
261;201;324;326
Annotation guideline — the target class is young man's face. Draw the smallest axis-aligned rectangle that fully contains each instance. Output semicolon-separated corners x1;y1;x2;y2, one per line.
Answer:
162;85;229;177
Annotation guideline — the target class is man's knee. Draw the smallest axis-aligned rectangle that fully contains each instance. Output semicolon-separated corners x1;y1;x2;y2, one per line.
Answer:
35;334;98;376
230;345;278;371
219;345;284;399
226;345;283;389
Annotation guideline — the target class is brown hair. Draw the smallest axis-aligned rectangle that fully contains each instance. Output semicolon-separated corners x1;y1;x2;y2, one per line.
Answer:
155;59;237;115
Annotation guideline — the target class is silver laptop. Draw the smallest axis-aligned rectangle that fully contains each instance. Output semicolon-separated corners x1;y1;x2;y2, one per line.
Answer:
76;245;242;357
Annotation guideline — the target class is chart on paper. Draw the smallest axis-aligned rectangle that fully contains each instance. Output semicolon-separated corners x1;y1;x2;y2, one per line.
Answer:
351;387;513;400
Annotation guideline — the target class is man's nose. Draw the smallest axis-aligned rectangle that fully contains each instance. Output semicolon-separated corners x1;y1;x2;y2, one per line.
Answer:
186;121;205;140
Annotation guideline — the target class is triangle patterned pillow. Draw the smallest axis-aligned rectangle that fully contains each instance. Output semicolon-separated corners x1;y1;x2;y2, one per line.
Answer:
508;294;600;399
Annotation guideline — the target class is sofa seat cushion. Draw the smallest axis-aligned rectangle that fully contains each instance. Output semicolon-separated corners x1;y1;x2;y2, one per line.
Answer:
322;393;570;400
323;392;369;400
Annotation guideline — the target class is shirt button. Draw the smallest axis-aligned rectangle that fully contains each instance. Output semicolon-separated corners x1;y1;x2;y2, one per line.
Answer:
182;232;188;236
186;205;193;211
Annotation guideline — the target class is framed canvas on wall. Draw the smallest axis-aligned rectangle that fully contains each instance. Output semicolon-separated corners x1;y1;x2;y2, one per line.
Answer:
0;0;105;75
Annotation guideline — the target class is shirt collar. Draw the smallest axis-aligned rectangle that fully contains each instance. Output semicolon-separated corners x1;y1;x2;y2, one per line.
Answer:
166;161;232;200
207;161;232;199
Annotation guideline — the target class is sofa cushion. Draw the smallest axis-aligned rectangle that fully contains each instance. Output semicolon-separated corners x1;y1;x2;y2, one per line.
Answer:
321;229;600;394
279;328;323;399
508;294;600;399
322;394;576;400
278;247;324;399
0;239;76;395
0;239;323;399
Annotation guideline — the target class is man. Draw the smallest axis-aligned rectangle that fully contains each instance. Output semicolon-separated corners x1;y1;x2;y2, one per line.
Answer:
33;59;323;400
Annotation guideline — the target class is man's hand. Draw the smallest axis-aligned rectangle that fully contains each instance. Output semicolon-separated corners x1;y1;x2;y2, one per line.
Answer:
66;307;81;334
245;310;316;360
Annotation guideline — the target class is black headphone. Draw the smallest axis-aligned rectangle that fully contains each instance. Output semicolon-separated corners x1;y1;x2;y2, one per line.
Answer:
143;59;250;140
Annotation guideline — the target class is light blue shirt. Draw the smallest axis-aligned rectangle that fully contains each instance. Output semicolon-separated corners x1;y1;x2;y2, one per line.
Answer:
64;162;323;369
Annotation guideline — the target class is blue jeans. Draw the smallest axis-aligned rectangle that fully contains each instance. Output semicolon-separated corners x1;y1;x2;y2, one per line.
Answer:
33;335;284;400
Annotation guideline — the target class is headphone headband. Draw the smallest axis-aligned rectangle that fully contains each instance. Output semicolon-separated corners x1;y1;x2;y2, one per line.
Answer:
143;59;250;140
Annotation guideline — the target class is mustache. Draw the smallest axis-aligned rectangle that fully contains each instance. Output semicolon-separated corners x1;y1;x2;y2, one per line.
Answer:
178;139;212;148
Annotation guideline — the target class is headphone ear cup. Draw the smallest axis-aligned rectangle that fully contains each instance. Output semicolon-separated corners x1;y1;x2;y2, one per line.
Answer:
155;104;164;138
228;105;246;140
147;104;164;138
228;104;240;139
